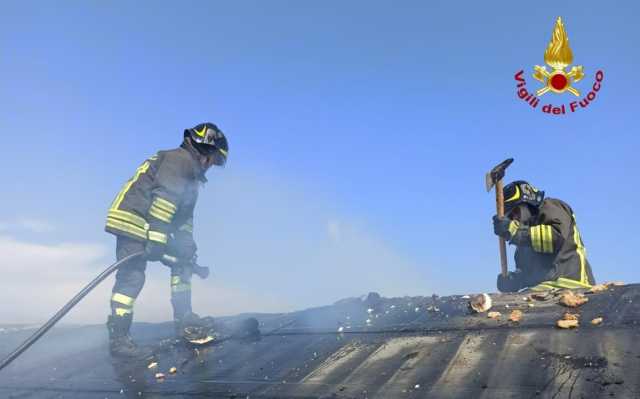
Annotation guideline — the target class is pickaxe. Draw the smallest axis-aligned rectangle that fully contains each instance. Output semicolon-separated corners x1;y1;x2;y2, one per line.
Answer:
485;158;514;277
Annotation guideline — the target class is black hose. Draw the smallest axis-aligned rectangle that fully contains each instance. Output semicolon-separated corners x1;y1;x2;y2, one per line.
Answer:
0;251;144;372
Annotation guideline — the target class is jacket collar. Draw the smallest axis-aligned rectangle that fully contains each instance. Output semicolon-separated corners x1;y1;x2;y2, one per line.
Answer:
180;140;208;183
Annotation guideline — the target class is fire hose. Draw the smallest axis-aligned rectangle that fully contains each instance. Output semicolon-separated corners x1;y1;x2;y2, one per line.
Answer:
0;252;209;372
0;252;145;372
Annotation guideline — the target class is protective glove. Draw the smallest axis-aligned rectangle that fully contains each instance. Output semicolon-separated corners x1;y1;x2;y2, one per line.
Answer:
144;240;166;261
167;231;198;261
160;254;209;279
192;264;210;279
493;215;518;241
497;271;522;293
160;253;180;267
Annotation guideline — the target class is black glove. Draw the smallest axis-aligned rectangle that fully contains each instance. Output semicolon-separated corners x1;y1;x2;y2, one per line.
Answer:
497;271;522;293
493;215;516;240
160;254;209;279
167;231;198;261
144;240;166;261
193;264;210;279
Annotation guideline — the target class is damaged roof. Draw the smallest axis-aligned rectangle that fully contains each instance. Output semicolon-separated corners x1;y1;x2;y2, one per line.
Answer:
0;284;639;398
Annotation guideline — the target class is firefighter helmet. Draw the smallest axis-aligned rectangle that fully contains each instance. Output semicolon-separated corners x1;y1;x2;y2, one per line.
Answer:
503;180;545;214
184;122;228;166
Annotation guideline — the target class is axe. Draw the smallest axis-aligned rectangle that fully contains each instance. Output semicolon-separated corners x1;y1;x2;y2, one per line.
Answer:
485;158;514;277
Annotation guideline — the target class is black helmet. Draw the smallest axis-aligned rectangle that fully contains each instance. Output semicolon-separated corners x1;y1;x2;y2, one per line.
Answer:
503;180;545;214
184;122;228;166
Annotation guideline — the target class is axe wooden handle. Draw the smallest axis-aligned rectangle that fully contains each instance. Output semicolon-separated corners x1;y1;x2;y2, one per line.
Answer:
495;180;508;277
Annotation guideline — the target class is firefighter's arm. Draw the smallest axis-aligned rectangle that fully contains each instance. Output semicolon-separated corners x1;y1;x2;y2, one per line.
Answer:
145;154;193;259
167;227;197;261
166;199;197;260
510;205;570;254
508;223;557;254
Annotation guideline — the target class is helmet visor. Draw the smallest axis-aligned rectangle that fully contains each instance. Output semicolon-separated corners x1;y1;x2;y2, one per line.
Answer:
210;148;227;167
201;147;227;168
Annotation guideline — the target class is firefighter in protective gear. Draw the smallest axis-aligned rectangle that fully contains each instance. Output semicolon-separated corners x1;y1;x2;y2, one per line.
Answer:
105;122;228;357
492;181;596;292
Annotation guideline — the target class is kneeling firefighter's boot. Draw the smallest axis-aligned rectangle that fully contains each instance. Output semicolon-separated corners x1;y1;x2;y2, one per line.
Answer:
107;314;152;358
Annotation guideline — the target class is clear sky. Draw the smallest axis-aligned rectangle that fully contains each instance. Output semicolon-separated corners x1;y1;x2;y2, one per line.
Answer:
1;1;637;323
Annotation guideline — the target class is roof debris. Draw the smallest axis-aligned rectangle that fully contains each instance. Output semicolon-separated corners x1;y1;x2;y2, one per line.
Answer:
557;319;579;329
562;312;579;321
557;312;580;329
591;317;603;326
559;291;589;308
470;293;492;313
531;292;551;301
487;311;501;320
588;284;609;293
509;310;523;323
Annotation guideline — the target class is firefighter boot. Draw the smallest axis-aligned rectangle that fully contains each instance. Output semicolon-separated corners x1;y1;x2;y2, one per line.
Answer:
107;314;152;358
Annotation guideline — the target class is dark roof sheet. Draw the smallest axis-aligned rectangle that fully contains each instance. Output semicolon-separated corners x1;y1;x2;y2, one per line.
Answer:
1;284;639;398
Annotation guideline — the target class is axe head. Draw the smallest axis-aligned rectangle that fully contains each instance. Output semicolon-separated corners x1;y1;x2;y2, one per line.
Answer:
485;158;514;192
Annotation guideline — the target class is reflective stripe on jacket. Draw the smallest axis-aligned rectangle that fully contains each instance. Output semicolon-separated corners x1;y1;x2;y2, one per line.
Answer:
502;198;595;291
105;144;203;243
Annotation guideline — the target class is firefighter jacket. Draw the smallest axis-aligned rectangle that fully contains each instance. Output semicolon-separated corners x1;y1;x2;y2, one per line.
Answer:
105;142;205;247
498;198;596;292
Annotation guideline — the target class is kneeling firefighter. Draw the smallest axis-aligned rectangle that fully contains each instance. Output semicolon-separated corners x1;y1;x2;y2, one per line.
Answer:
492;181;596;292
104;122;228;357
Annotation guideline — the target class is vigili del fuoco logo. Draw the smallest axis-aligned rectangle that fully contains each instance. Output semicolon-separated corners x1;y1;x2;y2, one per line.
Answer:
515;17;603;115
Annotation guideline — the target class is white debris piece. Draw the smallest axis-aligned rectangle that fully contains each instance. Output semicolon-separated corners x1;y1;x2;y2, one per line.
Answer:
470;293;492;313
338;326;344;333
147;362;158;370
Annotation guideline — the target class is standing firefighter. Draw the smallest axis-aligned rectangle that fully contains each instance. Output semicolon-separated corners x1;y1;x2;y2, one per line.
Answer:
492;181;595;292
104;122;228;357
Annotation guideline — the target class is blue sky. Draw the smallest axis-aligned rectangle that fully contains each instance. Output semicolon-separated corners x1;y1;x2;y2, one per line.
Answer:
0;1;637;322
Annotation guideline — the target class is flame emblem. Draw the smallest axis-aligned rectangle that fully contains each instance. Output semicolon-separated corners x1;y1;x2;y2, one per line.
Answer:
533;17;584;96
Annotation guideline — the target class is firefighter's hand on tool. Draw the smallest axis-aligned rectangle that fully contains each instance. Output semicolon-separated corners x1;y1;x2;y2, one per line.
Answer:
145;240;166;261
160;254;208;279
193;264;210;280
497;270;521;293
160;254;180;267
167;231;197;260
170;240;197;260
493;215;514;240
